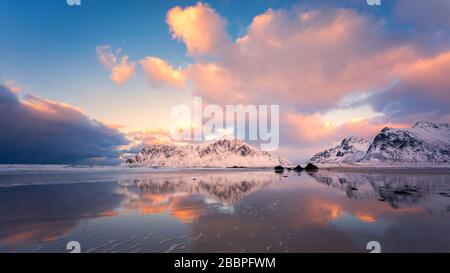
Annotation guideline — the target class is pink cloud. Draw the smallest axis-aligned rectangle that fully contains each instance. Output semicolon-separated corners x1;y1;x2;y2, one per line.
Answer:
157;6;424;111
140;57;185;89
393;51;450;102
166;2;232;57
110;56;135;85
280;112;411;161
284;112;409;145
96;45;135;85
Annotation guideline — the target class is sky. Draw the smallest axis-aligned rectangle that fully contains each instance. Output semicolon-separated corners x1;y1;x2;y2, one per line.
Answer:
1;0;450;164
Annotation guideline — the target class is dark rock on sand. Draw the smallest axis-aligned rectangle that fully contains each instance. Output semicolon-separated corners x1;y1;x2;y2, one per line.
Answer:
304;163;319;171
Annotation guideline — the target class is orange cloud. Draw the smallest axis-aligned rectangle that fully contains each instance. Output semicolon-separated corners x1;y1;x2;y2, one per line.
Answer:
96;45;135;84
140;57;185;88
166;2;231;56
185;63;243;101
111;56;135;84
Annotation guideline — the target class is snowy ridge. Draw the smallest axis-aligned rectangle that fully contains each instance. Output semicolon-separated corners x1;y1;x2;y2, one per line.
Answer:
364;121;450;164
126;138;291;167
309;137;370;164
309;121;450;166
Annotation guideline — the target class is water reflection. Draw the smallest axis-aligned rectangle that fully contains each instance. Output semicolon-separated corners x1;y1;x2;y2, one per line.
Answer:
0;182;123;251
0;170;449;252
309;171;450;212
121;172;274;203
117;173;275;223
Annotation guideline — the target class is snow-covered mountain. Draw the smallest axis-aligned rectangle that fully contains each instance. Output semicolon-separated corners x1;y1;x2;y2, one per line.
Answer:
125;138;291;167
308;121;450;166
363;121;450;164
309;137;370;164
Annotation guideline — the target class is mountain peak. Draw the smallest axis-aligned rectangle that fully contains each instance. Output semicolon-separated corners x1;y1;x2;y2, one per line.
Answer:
126;139;291;167
413;121;449;129
364;121;450;164
309;136;370;165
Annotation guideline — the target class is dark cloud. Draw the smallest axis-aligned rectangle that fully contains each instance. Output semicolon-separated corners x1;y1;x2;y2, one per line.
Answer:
366;50;450;124
394;0;450;32
0;85;128;164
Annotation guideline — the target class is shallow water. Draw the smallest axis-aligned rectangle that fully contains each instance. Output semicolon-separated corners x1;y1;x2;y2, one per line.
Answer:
0;168;449;253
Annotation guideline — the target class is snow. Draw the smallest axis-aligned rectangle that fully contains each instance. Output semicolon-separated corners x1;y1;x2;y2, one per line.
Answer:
309;121;450;167
126;138;291;167
363;121;450;164
309;136;370;164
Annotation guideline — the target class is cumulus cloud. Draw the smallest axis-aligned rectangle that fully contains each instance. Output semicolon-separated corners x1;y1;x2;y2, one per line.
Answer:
140;57;186;89
96;45;135;84
166;2;232;57
0;85;128;164
154;5;421;111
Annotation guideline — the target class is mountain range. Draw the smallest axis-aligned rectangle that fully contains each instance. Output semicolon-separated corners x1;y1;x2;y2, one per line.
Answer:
125;138;291;167
309;121;450;165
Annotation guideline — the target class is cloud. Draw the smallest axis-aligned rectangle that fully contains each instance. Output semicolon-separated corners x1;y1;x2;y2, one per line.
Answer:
140;57;186;88
0;85;128;164
367;51;450;122
394;0;450;33
156;5;421;111
124;128;173;154
2;80;22;94
280;111;410;161
96;45;135;84
166;2;232;57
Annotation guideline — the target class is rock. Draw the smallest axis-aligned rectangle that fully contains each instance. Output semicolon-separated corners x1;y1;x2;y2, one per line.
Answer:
274;165;284;173
393;190;412;195
293;165;303;172
304;163;319;171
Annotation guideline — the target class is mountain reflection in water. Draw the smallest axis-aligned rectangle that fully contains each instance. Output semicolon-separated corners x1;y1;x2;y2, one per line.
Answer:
0;169;449;253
